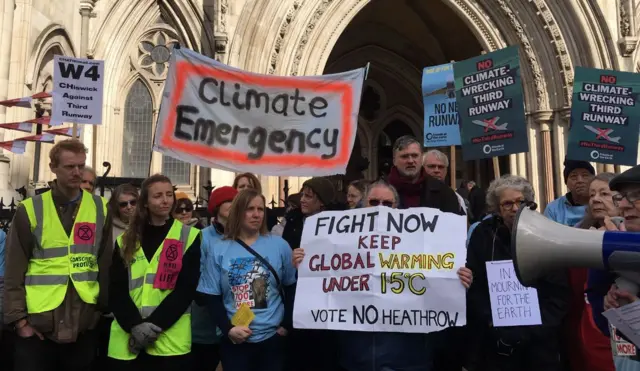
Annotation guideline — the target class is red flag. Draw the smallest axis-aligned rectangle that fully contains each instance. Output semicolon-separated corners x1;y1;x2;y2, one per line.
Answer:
0;92;51;108
0;140;26;154
0;117;51;133
44;125;81;138
15;133;55;143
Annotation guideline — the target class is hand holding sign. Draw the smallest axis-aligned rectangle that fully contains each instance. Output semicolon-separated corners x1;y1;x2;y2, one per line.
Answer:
228;326;252;345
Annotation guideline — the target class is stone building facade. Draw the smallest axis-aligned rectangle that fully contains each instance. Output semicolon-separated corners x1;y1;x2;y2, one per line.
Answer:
0;0;639;208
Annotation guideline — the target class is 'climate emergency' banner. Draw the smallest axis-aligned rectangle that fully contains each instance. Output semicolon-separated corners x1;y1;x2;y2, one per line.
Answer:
293;206;467;333
154;48;365;176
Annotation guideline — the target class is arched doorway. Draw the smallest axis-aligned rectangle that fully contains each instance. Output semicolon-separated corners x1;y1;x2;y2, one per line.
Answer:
323;0;506;187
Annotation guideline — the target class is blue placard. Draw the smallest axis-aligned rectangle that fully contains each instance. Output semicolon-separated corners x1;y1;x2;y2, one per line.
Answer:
422;63;461;147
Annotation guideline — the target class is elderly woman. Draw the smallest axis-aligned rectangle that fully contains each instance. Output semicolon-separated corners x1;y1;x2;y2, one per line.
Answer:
466;175;570;371
293;179;472;371
564;173;618;371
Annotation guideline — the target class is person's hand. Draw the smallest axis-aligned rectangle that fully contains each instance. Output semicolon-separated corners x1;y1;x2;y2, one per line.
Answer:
603;216;627;232
15;321;44;340
604;284;620;310
228;326;252;344
130;322;162;348
457;267;473;289
293;248;306;269
276;326;288;336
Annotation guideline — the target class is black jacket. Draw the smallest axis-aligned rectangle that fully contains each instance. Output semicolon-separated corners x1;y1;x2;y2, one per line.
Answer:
394;175;465;216
281;201;349;250
468;186;487;223
466;216;570;371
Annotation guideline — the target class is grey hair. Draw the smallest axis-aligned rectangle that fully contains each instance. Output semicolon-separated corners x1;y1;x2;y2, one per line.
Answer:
393;135;421;153
83;166;97;180
363;179;400;205
486;175;535;213
593;172;617;184
422;149;449;167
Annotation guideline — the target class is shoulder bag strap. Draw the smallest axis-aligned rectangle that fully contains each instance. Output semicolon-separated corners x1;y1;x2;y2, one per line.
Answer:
235;238;285;301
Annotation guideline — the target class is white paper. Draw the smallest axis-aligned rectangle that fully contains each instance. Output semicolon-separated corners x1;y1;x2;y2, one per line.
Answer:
604;300;640;348
52;55;104;126
293;206;467;334
486;260;542;327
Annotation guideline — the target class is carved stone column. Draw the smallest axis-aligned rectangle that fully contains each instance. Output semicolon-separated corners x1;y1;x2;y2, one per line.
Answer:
533;111;554;205
618;0;639;57
0;0;15;148
79;0;97;167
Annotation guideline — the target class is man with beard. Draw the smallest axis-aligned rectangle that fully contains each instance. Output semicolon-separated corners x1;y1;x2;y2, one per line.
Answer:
544;158;594;227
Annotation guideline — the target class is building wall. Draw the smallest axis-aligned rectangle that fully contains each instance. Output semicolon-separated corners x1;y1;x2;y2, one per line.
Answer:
0;0;638;207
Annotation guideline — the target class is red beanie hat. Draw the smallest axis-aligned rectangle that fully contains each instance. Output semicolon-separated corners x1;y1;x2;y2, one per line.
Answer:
208;186;238;215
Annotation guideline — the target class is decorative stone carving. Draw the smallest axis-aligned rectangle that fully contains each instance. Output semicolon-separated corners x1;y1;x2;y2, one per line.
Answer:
291;0;334;76
495;0;549;110
621;1;632;37
214;0;230;61
617;0;639;56
459;0;502;51
528;0;573;106
269;0;303;74
137;30;179;79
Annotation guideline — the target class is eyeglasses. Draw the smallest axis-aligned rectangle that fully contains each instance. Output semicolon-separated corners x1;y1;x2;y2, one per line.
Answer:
118;200;137;208
368;199;394;207
500;199;525;210
612;191;640;207
176;207;193;213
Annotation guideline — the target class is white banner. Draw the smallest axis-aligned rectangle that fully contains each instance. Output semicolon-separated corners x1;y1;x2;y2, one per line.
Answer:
154;48;365;176
293;206;467;333
51;55;104;125
486;260;542;327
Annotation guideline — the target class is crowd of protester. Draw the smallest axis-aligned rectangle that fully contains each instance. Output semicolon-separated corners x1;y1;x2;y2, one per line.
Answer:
0;136;638;371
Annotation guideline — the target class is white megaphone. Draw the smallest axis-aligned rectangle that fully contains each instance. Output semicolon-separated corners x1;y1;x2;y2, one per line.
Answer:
512;204;640;295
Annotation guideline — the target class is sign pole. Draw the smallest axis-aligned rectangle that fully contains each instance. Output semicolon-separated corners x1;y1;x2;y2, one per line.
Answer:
477;50;501;180
449;60;457;190
72;123;78;140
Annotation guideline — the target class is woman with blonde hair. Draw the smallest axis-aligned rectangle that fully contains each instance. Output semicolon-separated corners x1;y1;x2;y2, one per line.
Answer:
197;189;296;371
107;174;202;370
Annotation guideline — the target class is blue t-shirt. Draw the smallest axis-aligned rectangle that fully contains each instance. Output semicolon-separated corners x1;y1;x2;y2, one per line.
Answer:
192;225;224;344
544;195;586;227
197;234;296;343
0;229;6;277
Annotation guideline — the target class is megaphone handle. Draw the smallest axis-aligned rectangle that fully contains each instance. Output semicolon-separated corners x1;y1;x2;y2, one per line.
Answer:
615;276;640;306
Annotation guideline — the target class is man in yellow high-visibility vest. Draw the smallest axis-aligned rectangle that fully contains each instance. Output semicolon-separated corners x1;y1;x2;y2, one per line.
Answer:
3;139;112;371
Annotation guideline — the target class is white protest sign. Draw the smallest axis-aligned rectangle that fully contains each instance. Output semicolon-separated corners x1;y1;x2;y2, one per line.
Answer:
154;48;365;176
293;206;467;333
486;260;542;327
52;55;104;126
604;300;640;349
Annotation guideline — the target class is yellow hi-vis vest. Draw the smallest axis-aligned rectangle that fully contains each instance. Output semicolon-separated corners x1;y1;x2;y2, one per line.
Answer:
22;190;107;314
108;220;199;360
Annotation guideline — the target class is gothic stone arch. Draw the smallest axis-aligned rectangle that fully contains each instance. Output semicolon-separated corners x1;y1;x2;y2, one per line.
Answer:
227;0;617;207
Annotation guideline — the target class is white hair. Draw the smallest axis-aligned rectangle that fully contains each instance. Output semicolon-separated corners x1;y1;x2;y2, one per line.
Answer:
363;179;399;205
486;175;535;213
422;149;449;167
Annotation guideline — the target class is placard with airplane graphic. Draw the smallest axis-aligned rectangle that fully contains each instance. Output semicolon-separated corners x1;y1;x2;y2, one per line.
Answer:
453;46;528;161
422;63;461;147
567;66;640;166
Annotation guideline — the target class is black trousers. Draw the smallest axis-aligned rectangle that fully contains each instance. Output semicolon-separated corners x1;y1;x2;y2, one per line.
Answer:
220;334;285;371
93;316;114;371
13;330;97;371
191;343;220;371
109;352;190;371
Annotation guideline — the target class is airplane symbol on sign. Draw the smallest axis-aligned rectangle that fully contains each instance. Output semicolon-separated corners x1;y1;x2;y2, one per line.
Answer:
471;117;509;132
584;125;621;143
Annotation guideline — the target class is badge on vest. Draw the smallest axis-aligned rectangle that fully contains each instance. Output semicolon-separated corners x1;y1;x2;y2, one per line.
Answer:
154;239;184;290
74;222;96;245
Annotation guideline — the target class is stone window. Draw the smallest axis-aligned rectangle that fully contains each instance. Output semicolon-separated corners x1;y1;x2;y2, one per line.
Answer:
138;30;178;78
122;80;153;178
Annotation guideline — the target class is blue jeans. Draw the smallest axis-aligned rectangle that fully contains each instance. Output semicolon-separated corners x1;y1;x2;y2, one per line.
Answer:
221;333;284;371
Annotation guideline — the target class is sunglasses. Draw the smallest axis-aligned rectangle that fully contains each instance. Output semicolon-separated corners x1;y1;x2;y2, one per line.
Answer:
368;199;394;207
176;207;193;213
118;200;137;208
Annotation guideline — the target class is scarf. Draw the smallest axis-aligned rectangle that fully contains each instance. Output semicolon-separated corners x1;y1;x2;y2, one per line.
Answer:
387;167;424;208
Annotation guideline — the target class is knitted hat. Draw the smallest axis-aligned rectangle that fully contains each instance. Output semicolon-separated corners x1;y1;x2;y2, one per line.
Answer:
208;186;238;215
302;177;336;206
175;191;189;201
563;158;595;184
